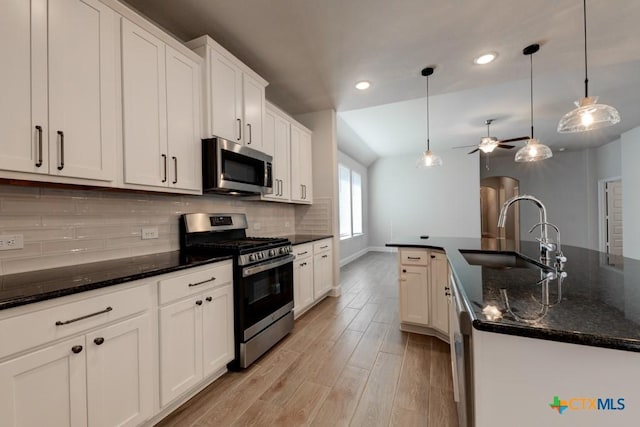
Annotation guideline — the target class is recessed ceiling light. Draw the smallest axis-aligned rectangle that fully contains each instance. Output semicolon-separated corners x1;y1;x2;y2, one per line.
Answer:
474;52;497;65
355;81;371;90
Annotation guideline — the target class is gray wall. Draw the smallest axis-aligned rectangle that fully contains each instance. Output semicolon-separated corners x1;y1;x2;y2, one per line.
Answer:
621;127;640;259
368;150;481;248
481;140;624;251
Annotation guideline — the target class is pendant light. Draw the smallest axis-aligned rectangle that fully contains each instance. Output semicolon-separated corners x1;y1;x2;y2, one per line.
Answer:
416;67;443;168
515;44;553;163
557;0;620;133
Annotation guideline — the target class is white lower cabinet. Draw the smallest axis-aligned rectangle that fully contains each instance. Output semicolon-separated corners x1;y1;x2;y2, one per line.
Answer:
398;248;450;338
293;244;314;315
293;238;334;317
0;286;154;427
158;262;234;407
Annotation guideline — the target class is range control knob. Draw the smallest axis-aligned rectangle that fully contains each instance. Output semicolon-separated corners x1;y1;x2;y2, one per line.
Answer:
249;254;256;262
279;247;285;254
269;249;275;257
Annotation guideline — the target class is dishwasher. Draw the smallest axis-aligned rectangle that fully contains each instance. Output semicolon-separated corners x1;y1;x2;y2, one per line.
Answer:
449;269;474;427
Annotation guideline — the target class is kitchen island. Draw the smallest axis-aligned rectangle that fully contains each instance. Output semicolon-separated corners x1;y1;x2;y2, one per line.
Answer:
387;237;640;427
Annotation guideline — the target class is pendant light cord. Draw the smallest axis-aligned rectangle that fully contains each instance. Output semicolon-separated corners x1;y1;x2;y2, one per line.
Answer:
583;0;589;97
426;74;430;151
530;52;534;139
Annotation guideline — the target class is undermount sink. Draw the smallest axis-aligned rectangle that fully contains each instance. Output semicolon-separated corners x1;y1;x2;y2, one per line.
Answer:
459;250;550;270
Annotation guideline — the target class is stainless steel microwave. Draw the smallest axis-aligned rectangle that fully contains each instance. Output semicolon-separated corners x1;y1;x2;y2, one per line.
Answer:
202;137;273;195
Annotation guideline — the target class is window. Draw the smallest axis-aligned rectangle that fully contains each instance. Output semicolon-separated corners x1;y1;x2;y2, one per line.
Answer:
339;163;363;239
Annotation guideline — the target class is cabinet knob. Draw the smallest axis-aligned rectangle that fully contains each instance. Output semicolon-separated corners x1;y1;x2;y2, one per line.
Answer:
430;255;436;259
445;292;451;296
196;300;203;306
206;296;213;302
93;337;105;346
71;345;83;354
445;286;450;291
402;269;407;273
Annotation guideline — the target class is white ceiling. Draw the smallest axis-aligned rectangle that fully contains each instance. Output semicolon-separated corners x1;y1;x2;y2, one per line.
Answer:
124;0;640;165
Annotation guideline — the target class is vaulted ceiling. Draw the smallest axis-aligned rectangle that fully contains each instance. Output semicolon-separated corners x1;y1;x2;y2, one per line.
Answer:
124;0;640;165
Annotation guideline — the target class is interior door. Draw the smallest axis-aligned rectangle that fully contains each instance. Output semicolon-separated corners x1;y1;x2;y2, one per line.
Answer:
48;0;115;180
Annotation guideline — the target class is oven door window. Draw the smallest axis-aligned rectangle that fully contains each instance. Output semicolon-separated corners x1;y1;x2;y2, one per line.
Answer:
241;260;293;330
221;150;265;186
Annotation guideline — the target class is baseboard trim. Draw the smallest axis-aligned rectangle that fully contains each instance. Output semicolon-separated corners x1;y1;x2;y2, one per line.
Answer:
339;247;369;267
368;246;397;253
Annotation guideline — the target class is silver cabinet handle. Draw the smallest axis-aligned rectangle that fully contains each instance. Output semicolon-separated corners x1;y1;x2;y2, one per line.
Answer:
57;131;64;170
237;118;242;141
35;126;43;167
188;276;216;287
172;156;178;184
247;123;252;144
56;307;113;326
161;154;167;183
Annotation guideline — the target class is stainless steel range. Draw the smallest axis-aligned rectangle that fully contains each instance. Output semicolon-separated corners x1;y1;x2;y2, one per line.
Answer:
180;213;293;369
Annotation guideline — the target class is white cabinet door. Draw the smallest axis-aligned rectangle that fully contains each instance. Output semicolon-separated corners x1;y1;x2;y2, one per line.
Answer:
242;74;265;149
399;265;430;325
313;251;333;299
290;124;313;203
86;313;153;427
209;49;242;142
430;252;450;335
0;336;87;427
0;0;48;174
159;296;203;407
263;109;291;201
48;0;115;181
122;18;168;187
202;284;234;377
294;257;314;314
166;45;202;191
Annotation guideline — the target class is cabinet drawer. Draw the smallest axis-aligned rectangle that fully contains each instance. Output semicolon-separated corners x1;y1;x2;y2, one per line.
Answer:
0;283;153;360
159;260;232;305
400;248;429;266
313;239;332;254
293;243;313;259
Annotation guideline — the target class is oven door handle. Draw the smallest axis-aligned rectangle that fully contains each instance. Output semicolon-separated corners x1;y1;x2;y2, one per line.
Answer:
242;255;294;278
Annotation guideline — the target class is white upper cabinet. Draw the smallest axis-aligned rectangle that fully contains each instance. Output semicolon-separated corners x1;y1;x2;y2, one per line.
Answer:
187;36;267;151
263;104;292;202
0;0;116;181
290;124;313;203
122;19;201;192
209;49;243;143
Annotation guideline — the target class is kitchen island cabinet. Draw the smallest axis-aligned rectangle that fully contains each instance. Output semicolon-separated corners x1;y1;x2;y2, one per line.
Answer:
387;237;640;427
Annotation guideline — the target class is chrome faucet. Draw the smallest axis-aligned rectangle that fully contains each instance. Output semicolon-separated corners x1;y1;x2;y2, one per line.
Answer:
529;222;567;272
497;194;553;265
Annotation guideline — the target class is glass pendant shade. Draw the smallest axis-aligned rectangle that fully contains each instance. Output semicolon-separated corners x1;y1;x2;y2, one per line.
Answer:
478;137;499;153
416;149;443;168
557;96;621;133
514;138;553;163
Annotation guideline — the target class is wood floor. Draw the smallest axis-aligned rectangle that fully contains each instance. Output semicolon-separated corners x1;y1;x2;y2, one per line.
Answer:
156;252;458;427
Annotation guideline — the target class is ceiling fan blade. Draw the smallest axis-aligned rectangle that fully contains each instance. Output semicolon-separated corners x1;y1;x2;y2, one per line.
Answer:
467;148;480;155
499;136;529;143
496;144;515;149
452;144;480;149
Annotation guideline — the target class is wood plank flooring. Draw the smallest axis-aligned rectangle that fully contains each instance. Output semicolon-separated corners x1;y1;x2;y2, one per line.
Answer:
156;252;458;427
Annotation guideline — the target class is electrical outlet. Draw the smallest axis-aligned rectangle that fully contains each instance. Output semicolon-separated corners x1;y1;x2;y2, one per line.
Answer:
0;234;24;251
141;227;159;240
253;222;262;231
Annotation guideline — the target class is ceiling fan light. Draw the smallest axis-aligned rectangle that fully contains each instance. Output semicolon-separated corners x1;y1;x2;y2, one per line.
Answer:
514;138;553;163
479;137;499;153
416;149;443;168
557;96;621;133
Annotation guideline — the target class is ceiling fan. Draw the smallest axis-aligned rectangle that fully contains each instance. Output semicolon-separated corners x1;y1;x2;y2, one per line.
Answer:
456;119;529;155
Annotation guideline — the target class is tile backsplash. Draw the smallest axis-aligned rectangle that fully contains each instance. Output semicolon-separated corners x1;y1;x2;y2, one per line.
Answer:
0;184;296;275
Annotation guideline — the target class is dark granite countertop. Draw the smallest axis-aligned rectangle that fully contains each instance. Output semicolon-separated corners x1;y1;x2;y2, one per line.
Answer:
0;251;232;311
387;237;640;353
282;234;333;245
